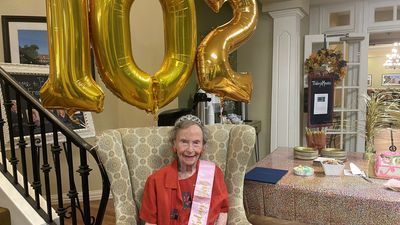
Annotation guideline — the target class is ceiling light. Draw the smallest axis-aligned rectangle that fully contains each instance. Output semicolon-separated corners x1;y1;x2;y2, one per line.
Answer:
383;42;400;69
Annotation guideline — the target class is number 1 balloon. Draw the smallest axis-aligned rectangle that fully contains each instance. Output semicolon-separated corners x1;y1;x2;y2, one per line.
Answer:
41;0;105;113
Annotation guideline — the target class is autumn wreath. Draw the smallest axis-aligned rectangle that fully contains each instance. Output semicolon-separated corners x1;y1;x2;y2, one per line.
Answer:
304;48;347;85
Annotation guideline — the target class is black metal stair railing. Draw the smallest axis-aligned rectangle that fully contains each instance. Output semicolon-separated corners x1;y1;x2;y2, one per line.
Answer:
0;66;110;225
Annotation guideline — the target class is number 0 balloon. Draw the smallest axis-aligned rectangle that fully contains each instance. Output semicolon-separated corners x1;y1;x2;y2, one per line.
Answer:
90;0;197;114
197;0;258;102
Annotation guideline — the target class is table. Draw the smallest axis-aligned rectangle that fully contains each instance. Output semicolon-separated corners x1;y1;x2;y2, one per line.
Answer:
244;147;400;225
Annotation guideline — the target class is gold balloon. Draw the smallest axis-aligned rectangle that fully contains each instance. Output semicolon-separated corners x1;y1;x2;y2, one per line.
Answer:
90;0;197;114
41;0;104;113
196;0;258;102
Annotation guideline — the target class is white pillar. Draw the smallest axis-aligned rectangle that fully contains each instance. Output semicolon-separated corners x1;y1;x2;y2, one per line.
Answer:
269;8;304;151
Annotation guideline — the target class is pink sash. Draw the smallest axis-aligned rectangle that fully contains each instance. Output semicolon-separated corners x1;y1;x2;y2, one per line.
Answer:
188;160;215;225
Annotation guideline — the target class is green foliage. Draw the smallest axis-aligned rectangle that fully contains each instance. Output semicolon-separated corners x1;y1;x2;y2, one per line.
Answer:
19;44;40;64
365;90;400;153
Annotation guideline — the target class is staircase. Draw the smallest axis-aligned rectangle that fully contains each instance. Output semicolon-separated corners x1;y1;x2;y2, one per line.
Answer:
0;149;56;225
0;64;110;225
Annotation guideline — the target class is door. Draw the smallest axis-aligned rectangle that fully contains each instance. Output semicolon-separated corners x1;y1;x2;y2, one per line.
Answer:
304;34;368;152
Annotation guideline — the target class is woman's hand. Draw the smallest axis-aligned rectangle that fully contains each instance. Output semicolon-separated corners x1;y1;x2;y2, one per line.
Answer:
144;223;156;225
215;212;227;225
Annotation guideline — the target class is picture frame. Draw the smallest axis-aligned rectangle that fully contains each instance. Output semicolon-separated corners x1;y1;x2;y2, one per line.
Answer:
0;63;96;143
2;15;96;79
368;74;372;87
382;73;400;86
2;15;48;64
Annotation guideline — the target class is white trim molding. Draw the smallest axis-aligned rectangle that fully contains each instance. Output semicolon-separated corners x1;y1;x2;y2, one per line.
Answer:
261;0;310;15
269;8;306;19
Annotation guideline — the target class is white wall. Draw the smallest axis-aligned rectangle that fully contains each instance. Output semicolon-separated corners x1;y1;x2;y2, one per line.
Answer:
238;9;273;161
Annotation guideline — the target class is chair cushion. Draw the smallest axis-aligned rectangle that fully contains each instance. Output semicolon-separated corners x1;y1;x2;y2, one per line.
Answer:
118;127;175;209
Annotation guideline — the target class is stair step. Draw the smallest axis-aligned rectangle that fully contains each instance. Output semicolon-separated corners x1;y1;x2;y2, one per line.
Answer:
0;207;11;225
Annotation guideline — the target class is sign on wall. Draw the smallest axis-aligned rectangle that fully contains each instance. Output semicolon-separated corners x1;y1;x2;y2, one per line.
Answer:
308;75;334;127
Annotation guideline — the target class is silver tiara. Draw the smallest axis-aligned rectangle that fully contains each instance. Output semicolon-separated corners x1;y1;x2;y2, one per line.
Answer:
175;114;202;125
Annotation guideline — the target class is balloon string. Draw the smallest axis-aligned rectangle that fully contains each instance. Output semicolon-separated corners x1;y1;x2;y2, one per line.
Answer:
151;77;159;127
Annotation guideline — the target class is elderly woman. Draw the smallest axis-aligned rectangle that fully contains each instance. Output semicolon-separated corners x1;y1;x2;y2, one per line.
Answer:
140;115;229;225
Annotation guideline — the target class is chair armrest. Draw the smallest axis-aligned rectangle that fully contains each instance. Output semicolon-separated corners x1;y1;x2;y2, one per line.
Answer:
225;125;256;225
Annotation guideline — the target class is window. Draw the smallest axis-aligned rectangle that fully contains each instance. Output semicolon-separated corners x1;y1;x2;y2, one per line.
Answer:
329;11;350;27
397;6;400;20
374;6;394;22
321;4;355;33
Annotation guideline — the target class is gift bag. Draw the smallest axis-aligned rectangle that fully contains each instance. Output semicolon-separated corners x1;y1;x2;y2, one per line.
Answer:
375;151;400;179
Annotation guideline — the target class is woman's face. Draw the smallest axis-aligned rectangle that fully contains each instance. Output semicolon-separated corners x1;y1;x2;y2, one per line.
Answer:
173;124;204;170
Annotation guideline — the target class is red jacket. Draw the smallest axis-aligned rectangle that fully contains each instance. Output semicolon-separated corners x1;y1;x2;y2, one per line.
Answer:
140;160;229;225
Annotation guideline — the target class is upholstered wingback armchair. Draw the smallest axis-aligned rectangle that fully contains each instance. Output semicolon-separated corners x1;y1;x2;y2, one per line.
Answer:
96;124;256;225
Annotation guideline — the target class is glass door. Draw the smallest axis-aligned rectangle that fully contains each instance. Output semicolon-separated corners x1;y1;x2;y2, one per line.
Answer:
304;34;368;152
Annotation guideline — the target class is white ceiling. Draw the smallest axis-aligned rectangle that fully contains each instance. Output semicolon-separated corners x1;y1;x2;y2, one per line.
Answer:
370;32;400;46
368;31;400;58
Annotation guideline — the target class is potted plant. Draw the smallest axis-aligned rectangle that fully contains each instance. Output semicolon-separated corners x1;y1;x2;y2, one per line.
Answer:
364;90;400;160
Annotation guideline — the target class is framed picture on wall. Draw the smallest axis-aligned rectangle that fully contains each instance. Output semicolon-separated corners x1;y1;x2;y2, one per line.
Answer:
1;15;49;65
368;74;372;87
0;63;96;144
382;73;400;86
2;15;97;78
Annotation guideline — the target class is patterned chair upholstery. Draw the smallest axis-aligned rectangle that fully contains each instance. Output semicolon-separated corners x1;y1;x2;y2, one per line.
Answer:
96;124;256;225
